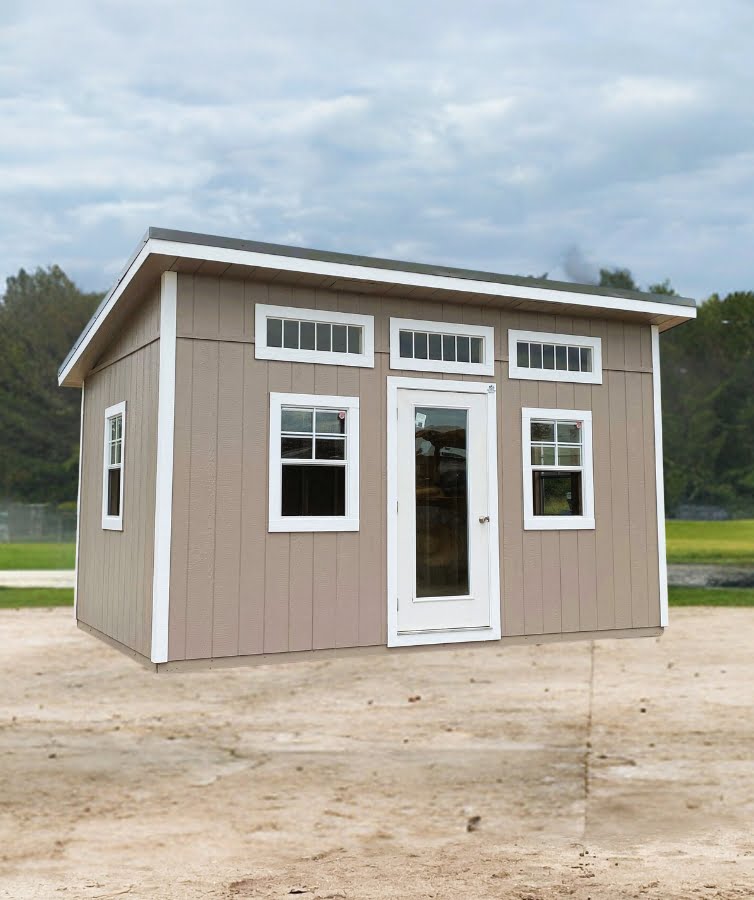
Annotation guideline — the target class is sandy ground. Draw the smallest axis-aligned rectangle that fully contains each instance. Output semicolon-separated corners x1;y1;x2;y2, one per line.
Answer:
1;609;753;900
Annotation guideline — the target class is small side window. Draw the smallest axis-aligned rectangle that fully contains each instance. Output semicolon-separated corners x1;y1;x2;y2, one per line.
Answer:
102;402;126;531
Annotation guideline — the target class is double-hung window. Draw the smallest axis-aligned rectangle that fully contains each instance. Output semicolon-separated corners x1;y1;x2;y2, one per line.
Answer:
102;401;126;530
522;407;594;530
269;392;360;532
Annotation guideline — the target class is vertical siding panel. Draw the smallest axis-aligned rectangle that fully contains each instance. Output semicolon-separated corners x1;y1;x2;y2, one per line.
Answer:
591;377;615;630
212;343;244;657
623;324;642;371
520;379;543;634
501;354;525;635
359;348;384;646
288;534;314;651
185;341;219;659
537;380;561;634
168;339;192;660
574;383;598;632
218;278;245;341
553;379;580;633
639;325;653;372
129;350;143;650
193;276;221;339
642;372;661;624
264;361;292;654
238;347;267;655
142;342;157;655
626;371;649;627
176;274;195;336
606;322;625;371
608;369;632;629
244;281;269;343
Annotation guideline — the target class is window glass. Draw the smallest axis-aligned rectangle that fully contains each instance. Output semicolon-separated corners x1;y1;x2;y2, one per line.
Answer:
281;437;313;459
531;421;555;442
567;346;580;371
442;334;456;361
533;472;582;516
580;347;592;372
282;466;345;517
332;324;348;353
107;468;121;517
557;446;581;466
348;326;362;354
414;331;428;359
316;322;332;351
557;422;581;443
315;410;345;434
315;438;346;460
531;445;556;465
530;343;542;368
542;344;555;369
267;318;283;348
429;333;442;360
555;345;568;370
457;335;470;363
283;320;299;349
470;337;483;364
281;408;313;433
517;342;529;368
399;330;413;358
300;321;316;351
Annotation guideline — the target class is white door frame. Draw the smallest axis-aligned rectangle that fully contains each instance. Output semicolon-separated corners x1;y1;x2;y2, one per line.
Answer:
386;376;501;647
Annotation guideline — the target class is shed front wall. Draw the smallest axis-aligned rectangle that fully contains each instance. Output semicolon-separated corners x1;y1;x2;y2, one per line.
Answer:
167;273;660;662
77;287;160;657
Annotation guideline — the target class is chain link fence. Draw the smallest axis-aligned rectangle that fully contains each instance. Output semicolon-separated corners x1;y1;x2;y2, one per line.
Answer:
0;502;77;543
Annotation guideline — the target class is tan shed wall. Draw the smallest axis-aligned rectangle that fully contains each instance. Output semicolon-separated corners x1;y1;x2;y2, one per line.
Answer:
167;274;661;662
77;292;160;657
94;283;160;370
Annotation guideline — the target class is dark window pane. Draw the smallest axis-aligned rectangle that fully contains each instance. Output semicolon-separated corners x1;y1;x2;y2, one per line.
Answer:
347;326;362;354
267;318;283;348
281;465;345;517
557;446;581;466
543;344;555;369
332;324;348;352
531;445;556;465
530;343;542;368
557;422;581;443
470;337;483;364
517;341;529;367
283;320;299;349
442;334;456;361
281;408;313;433
414;331;428;359
315;438;346;460
580;347;592;372
567;346;580;371
555;345;567;370
107;468;121;517
532;472;582;516
428;333;442;360
300;321;316;350
457;335;470;363
531;421;555;441
281;437;313;459
315;409;345;434
316;323;332;351
399;330;413;358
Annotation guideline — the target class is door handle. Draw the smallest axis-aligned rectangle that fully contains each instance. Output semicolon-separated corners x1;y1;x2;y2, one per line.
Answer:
478;515;490;524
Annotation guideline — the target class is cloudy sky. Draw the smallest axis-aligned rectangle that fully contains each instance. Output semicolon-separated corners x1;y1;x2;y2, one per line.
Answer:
2;1;753;301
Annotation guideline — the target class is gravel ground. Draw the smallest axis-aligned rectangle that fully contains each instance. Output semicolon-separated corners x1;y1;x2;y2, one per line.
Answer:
1;607;753;899
0;570;75;588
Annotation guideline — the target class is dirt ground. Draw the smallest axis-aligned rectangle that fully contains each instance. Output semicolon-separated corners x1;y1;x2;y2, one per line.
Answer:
1;608;753;900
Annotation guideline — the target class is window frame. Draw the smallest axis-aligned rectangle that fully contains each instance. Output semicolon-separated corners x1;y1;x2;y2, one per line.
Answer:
389;317;495;376
102;401;126;531
508;329;602;384
255;304;374;368
268;392;360;532
521;407;595;531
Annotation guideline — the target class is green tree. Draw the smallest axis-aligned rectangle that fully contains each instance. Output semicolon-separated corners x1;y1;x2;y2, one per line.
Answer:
599;267;638;291
0;266;102;502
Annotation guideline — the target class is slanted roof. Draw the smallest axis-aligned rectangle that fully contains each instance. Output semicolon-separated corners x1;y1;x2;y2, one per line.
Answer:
59;226;697;387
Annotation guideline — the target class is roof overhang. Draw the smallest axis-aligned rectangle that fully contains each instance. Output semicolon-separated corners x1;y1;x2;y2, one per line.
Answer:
59;227;698;387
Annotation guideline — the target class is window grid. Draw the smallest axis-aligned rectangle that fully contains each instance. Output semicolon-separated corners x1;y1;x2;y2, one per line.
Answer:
399;329;484;365
517;341;592;374
102;401;126;530
280;406;348;466
530;420;583;469
268;317;364;356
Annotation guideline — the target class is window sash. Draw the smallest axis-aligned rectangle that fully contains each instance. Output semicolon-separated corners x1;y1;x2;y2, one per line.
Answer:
102;402;126;530
389;317;495;375
509;330;602;385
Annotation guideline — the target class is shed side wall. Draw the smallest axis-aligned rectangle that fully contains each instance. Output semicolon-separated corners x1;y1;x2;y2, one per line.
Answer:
77;286;160;656
168;274;660;661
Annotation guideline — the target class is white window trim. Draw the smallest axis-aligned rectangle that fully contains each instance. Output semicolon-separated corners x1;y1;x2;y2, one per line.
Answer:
522;407;595;531
509;330;602;384
269;392;360;532
255;304;374;367
389;317;495;376
102;400;126;531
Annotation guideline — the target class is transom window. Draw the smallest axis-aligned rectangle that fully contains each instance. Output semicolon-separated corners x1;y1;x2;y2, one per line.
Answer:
102;401;126;531
522;408;594;531
269;392;360;532
255;304;374;367
508;330;602;384
389;317;494;375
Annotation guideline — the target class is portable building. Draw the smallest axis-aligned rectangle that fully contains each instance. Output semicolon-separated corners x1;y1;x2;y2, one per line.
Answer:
58;228;696;671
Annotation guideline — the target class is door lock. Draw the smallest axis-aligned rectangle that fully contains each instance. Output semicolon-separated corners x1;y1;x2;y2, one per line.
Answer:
478;515;490;524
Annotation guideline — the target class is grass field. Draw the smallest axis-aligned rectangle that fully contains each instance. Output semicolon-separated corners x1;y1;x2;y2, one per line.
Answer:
666;519;754;566
0;543;76;570
0;588;73;609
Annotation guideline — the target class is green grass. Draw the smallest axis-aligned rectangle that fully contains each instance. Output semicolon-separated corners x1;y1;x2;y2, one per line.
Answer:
666;519;754;566
0;543;75;570
669;586;754;607
0;588;74;608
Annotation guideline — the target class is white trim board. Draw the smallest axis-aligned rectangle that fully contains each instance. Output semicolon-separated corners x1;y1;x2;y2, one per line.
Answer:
386;376;501;648
150;271;177;664
59;236;697;387
508;329;602;385
101;401;126;531
651;326;669;627
389;317;495;376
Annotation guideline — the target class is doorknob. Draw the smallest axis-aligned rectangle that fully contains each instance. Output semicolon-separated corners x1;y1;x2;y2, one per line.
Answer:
478;515;490;524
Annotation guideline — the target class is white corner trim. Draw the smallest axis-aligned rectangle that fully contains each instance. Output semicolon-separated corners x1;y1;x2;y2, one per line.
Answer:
150;271;177;663
508;329;602;385
521;407;595;531
101;400;126;531
386;376;501;648
388;316;495;376
651;326;669;627
254;303;375;367
74;384;84;619
268;391;360;533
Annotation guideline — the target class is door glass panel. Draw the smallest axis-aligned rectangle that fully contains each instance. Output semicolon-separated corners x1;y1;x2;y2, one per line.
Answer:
414;406;469;598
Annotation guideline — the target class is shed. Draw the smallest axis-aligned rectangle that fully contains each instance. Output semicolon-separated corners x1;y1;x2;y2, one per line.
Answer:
59;228;696;671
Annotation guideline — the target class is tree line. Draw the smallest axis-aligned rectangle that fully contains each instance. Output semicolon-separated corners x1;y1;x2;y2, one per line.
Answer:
1;264;751;516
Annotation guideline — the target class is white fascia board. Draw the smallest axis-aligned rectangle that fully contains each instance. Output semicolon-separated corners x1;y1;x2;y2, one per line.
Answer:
651;326;669;627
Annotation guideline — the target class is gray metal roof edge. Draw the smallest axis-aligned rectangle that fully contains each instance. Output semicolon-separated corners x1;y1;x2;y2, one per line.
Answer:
59;225;697;380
